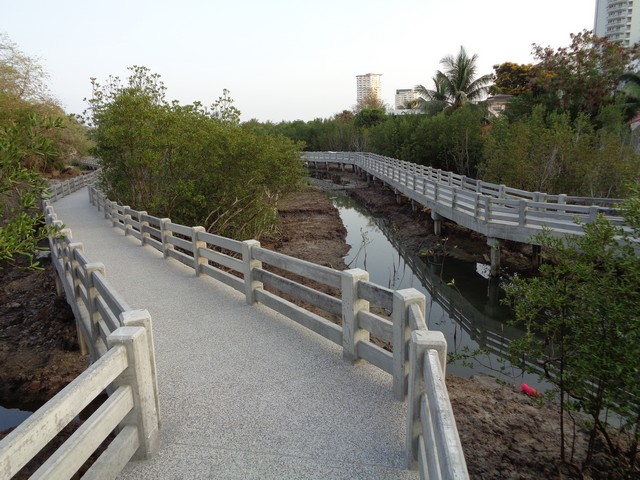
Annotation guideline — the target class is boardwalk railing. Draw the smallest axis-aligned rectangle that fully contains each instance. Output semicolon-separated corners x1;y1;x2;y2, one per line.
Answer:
0;172;160;479
304;152;626;244
47;170;101;202
88;184;468;477
406;304;468;478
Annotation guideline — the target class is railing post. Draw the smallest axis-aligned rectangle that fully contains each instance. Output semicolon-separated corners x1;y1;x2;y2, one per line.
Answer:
192;226;206;276
242;240;263;305
139;212;149;246
111;203;119;227
68;242;83;301
159;218;173;258
473;193;480;220
104;196;111;219
392;288;425;400
123;206;132;236
120;309;161;428
341;268;370;363
518;199;527;227
84;262;106;359
406;329;448;470
108;326;160;460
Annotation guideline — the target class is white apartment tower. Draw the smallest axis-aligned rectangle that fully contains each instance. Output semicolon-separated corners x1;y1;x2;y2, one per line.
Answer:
594;0;640;46
356;73;382;104
395;88;418;109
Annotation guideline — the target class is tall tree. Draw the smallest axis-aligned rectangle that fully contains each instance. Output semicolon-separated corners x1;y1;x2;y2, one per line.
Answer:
415;73;449;114
505;203;640;475
86;66;304;239
530;30;640;118
489;62;535;96
416;46;493;112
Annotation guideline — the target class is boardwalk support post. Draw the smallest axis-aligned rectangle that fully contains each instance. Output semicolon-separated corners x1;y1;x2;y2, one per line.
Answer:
487;237;501;277
431;211;442;236
532;244;542;269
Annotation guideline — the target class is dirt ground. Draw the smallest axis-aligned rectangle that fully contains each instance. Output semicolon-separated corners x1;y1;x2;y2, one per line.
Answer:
0;175;611;479
0;255;87;411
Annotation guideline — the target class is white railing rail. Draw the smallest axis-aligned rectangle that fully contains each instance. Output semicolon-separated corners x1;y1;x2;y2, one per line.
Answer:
303;152;627;243
87;185;467;476
0;172;160;479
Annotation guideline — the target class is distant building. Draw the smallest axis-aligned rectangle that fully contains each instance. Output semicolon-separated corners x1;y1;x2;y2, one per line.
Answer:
486;95;512;117
395;88;418;109
594;0;640;46
356;73;382;104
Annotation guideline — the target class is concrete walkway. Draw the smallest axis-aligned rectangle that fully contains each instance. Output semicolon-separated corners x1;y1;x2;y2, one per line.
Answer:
54;189;417;480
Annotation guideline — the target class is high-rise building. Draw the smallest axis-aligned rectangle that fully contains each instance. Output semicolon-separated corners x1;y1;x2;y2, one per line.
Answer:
356;73;382;105
395;88;418;109
594;0;640;46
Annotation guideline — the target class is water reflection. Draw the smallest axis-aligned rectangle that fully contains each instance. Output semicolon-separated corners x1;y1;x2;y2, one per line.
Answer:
330;192;546;389
0;405;31;432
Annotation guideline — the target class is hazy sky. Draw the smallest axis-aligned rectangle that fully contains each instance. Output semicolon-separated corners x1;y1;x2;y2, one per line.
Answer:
4;0;595;122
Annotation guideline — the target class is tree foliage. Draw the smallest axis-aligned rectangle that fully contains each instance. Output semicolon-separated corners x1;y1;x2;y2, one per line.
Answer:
0;114;60;268
505;204;640;476
0;33;92;171
0;33;90;268
416;46;493;112
354;90;387;113
369;104;486;176
523;30;640;119
481;105;640;197
489;62;535;96
86;66;304;239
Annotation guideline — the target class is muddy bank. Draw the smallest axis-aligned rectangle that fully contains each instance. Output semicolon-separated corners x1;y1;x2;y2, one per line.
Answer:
0;256;87;411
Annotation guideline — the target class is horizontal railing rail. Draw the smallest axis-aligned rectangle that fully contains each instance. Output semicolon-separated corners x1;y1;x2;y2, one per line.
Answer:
303;152;627;244
87;184;467;475
0;172;160;480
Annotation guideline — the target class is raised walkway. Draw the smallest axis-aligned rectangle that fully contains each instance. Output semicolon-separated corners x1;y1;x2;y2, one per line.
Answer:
53;188;417;480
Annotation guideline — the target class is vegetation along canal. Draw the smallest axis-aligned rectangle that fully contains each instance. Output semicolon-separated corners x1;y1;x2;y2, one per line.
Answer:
329;191;546;390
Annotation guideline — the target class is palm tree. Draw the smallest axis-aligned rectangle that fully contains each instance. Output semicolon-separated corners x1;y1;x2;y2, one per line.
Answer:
416;46;493;112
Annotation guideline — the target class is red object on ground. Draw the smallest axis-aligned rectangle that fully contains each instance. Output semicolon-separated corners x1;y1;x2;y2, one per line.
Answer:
520;383;540;397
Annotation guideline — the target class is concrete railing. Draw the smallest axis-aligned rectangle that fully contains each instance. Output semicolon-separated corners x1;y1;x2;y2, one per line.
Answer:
88;185;467;476
303;152;626;244
406;304;468;478
47;170;101;202
0;173;160;479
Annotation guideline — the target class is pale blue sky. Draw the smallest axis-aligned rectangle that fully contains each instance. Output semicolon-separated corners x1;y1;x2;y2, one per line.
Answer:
4;0;594;122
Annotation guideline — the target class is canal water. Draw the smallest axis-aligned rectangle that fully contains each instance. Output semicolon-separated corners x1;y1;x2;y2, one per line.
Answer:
329;192;545;389
0;405;30;432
